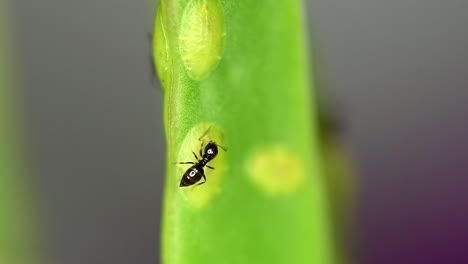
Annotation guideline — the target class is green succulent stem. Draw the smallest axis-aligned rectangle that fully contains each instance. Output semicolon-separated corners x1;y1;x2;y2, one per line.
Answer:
0;2;41;264
153;0;335;263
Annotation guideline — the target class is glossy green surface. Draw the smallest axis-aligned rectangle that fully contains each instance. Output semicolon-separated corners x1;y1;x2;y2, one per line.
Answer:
153;0;335;263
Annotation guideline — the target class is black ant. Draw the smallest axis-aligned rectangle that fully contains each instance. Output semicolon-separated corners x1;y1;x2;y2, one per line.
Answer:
177;130;226;187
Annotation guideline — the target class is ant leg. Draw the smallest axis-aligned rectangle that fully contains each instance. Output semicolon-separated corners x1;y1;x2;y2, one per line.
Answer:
206;165;215;170
196;175;207;186
176;161;194;165
199;142;204;158
198;127;212;141
192;152;199;161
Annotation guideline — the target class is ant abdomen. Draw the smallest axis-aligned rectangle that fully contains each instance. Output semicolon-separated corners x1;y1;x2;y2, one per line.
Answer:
179;165;205;187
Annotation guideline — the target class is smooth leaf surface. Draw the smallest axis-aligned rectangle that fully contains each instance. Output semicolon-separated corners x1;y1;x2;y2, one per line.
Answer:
153;0;335;263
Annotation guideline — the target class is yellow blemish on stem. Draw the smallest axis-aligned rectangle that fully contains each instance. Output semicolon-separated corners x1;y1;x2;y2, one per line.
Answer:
176;123;228;208
246;145;305;196
179;0;226;81
153;4;171;89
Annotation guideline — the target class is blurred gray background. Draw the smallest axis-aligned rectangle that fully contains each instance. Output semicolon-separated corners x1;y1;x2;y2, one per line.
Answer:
10;0;468;263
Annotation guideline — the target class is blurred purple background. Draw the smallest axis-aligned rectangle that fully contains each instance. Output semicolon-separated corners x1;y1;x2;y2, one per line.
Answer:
9;0;468;263
308;1;468;263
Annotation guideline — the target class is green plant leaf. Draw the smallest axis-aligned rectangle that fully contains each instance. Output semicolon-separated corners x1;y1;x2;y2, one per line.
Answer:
153;0;335;263
0;2;41;264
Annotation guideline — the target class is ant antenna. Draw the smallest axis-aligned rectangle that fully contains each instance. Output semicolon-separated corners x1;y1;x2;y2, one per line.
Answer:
198;126;212;141
198;126;228;151
216;143;227;151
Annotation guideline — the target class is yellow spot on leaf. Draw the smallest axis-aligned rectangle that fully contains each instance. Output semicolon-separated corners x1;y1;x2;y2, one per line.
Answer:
153;5;171;89
246;145;305;196
179;0;226;81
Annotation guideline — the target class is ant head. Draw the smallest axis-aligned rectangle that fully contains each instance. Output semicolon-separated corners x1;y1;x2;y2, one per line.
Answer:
204;141;218;156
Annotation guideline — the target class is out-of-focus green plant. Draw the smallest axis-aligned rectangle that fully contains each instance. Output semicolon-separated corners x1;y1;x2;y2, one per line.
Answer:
318;112;356;264
153;0;337;263
0;2;41;264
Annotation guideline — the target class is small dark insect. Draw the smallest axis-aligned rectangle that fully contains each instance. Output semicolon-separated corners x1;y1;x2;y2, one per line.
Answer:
177;131;226;187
